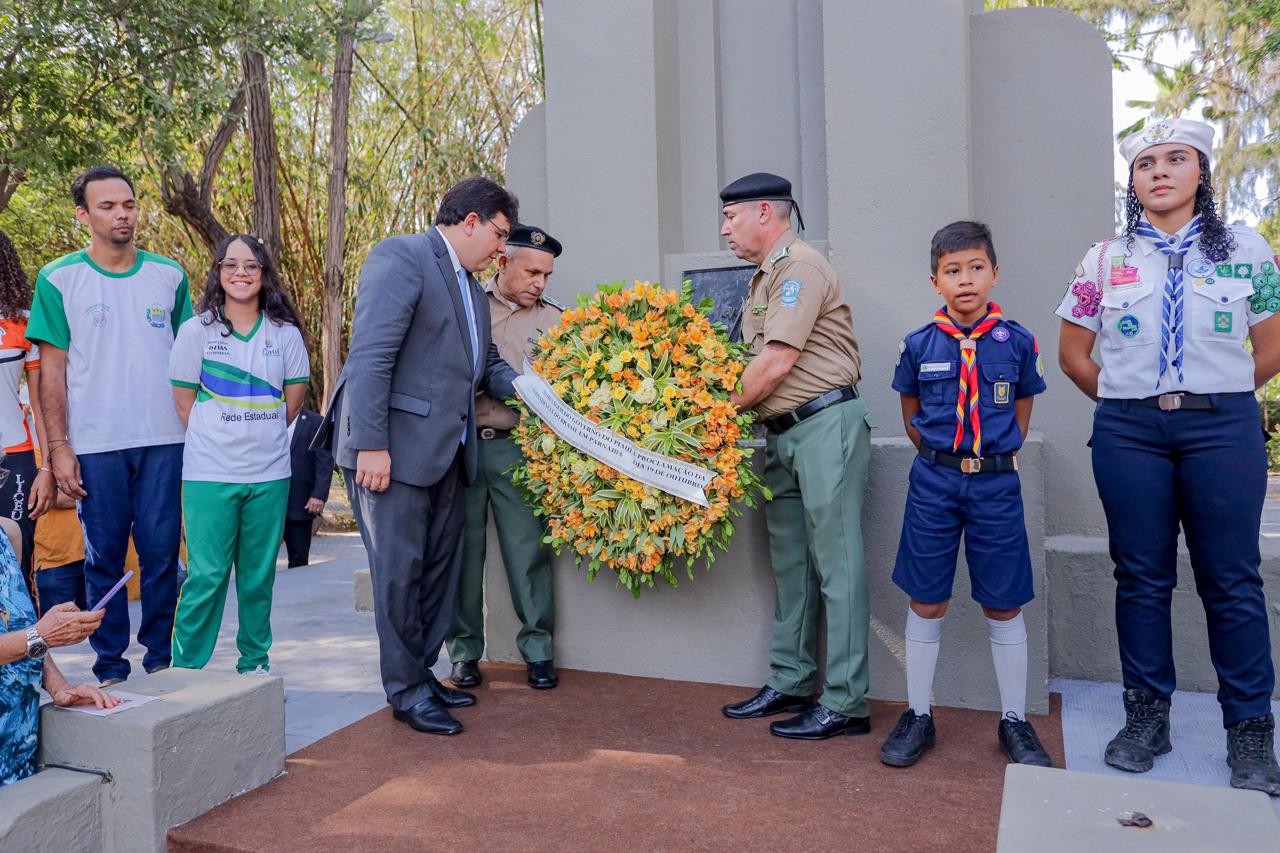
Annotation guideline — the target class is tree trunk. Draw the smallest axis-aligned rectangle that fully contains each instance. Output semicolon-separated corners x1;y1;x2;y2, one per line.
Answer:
158;89;244;253
241;46;283;260
322;24;356;407
0;167;24;215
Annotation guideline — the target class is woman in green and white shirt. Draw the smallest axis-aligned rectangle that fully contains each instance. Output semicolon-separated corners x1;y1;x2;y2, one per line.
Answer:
169;234;309;675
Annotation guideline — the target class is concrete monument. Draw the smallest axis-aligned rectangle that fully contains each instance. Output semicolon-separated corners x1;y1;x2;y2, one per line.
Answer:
483;0;1280;712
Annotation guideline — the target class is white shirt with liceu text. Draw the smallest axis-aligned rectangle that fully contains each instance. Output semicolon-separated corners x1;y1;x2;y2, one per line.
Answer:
1055;222;1277;399
169;311;309;484
25;249;193;454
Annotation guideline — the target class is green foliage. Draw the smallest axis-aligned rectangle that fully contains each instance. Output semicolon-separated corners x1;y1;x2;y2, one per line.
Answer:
0;0;544;401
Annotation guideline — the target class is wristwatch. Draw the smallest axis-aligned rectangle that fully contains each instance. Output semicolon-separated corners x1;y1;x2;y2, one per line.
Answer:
24;626;48;660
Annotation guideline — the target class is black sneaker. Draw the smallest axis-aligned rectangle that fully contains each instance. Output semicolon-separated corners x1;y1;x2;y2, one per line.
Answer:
998;713;1052;766
880;709;936;767
1104;688;1171;773
1226;714;1280;796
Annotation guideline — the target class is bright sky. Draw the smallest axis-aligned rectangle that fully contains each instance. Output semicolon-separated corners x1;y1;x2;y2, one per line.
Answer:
1110;33;1260;224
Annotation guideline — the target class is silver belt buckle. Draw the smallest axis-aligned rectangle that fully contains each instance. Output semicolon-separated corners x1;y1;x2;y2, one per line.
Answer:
1158;393;1184;412
960;457;983;475
479;427;497;440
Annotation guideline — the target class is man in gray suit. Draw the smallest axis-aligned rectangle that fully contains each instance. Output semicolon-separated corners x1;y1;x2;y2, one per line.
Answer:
324;176;519;735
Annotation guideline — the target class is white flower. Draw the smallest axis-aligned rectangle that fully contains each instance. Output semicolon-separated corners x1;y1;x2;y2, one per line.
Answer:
632;377;657;405
540;434;557;455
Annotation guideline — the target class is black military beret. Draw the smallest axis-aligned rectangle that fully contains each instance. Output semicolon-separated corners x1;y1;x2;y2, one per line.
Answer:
719;172;805;230
506;224;562;257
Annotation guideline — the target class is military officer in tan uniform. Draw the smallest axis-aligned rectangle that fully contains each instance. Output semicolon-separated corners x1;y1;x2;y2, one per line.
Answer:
446;225;563;690
718;173;875;739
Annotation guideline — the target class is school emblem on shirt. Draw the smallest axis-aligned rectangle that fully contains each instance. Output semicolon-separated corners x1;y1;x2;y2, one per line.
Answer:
779;279;802;308
262;339;281;357
991;326;1009;343
144;303;166;329
993;381;1011;405
1214;311;1233;333
1116;314;1140;338
1187;258;1216;278
85;303;110;328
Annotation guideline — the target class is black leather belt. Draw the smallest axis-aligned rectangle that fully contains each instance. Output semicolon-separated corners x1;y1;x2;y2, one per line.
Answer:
477;427;512;440
1125;391;1250;411
762;386;859;435
918;446;1019;475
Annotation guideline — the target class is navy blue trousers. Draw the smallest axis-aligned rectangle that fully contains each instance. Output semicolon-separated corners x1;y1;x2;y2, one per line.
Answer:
77;443;183;681
1092;394;1274;726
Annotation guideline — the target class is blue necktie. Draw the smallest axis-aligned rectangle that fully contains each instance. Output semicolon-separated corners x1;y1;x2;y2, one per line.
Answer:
456;267;480;375
1133;216;1202;387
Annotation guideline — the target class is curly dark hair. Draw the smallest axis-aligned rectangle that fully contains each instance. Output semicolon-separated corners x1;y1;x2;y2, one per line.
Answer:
0;229;32;319
197;234;305;338
1123;150;1236;262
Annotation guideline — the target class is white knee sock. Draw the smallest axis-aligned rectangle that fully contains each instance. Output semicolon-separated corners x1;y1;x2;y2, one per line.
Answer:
988;613;1028;720
905;609;944;716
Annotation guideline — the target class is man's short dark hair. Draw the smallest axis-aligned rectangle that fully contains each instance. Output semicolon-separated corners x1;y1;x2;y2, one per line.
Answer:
434;176;519;228
71;166;135;209
930;220;997;273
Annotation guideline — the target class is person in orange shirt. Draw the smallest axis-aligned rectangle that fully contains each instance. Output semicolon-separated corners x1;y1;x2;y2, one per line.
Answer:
0;231;56;583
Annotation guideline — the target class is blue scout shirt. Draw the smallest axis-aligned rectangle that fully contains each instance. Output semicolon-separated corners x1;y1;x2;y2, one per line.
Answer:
892;311;1046;456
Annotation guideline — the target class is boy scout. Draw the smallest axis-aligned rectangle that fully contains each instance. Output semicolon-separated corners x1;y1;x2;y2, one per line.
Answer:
717;172;875;740
880;221;1051;769
446;225;562;691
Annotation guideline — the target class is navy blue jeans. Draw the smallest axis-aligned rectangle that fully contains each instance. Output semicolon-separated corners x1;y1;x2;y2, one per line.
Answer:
35;560;86;612
1092;394;1273;726
77;443;183;681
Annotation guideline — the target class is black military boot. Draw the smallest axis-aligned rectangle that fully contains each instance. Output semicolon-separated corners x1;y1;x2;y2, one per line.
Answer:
1226;713;1280;796
1104;688;1171;772
880;709;936;767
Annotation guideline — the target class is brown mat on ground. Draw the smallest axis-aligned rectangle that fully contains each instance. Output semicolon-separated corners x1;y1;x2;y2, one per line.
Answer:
169;665;1063;852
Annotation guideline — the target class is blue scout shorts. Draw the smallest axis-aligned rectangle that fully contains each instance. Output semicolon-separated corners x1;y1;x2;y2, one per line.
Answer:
892;455;1034;609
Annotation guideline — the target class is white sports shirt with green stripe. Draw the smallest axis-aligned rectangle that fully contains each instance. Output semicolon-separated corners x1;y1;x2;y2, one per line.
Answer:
169;311;309;483
26;249;193;454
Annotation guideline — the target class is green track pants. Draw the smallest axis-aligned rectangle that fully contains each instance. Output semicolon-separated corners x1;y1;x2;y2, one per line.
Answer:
173;478;289;673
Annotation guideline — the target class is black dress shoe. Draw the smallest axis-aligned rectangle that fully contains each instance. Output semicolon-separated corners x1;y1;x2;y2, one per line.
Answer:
722;685;811;719
429;677;476;708
770;704;870;740
391;698;463;735
527;660;559;689
451;660;481;688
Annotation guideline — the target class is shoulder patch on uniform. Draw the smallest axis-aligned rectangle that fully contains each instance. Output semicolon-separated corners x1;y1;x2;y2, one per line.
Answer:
768;245;790;264
895;338;906;367
540;294;565;311
779;279;802;307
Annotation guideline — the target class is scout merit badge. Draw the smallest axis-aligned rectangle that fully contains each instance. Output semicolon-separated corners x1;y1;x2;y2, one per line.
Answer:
932;302;1004;454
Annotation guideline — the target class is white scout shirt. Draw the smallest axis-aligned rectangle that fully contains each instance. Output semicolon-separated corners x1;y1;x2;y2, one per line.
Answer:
169;311;309;483
1055;221;1277;399
26;249;193;454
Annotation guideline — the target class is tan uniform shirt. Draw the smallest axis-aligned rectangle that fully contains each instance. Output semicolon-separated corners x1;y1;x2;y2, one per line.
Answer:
475;277;564;430
741;231;861;417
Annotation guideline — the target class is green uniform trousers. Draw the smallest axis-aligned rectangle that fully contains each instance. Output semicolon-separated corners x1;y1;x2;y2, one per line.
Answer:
763;398;873;718
173;479;289;673
446;436;555;663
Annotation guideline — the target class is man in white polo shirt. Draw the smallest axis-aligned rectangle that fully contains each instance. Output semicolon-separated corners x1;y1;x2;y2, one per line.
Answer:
27;166;192;685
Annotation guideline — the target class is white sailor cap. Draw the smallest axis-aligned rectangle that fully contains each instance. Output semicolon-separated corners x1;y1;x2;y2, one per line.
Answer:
1119;118;1214;167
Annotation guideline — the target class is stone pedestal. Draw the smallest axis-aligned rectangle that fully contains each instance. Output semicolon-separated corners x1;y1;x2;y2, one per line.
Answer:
38;667;284;853
997;765;1279;851
0;768;102;853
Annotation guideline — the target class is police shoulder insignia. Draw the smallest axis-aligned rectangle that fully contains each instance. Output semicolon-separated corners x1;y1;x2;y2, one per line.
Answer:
779;279;802;307
768;246;790;264
540;294;566;311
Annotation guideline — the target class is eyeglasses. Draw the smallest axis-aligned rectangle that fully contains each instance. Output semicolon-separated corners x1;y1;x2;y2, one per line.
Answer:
218;260;262;275
483;219;510;241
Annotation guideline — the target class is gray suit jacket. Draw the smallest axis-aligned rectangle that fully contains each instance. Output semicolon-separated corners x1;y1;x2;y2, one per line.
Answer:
319;227;517;487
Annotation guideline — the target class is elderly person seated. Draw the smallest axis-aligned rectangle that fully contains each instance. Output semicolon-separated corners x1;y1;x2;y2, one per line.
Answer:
1;501;116;785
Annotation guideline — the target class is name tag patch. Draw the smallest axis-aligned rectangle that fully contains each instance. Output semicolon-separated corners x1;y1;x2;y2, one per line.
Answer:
779;279;802;307
919;361;952;375
993;381;1011;405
